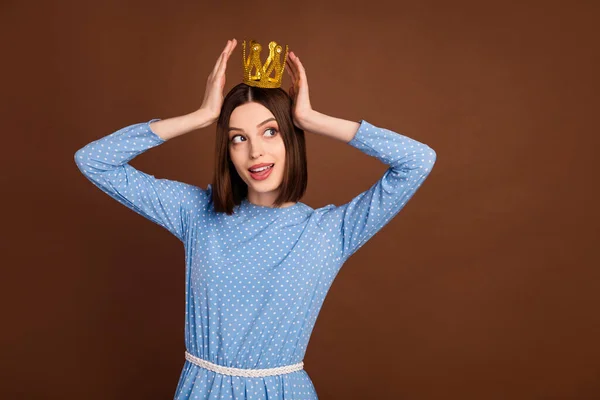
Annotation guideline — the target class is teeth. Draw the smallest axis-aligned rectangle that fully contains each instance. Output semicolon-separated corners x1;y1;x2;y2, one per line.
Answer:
250;164;273;173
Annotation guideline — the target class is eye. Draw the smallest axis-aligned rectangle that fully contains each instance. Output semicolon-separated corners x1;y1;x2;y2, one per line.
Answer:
231;135;242;144
230;128;278;144
264;127;278;137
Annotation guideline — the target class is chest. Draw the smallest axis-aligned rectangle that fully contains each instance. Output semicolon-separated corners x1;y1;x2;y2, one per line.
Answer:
187;213;336;294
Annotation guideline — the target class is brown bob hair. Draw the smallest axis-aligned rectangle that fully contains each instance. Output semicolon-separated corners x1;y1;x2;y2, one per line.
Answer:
211;83;308;215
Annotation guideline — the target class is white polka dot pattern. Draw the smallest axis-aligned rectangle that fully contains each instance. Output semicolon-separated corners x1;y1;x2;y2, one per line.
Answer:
74;118;203;243
321;120;437;261
74;118;436;399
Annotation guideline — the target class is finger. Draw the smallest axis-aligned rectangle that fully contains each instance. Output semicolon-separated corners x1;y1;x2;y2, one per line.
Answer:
292;56;310;100
220;39;237;73
223;39;235;59
295;56;307;84
218;49;230;74
211;45;228;77
286;52;295;76
286;56;298;83
289;52;301;83
213;39;235;75
285;60;295;81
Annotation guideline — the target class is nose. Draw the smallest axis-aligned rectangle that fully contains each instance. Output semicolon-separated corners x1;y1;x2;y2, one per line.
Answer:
250;140;265;159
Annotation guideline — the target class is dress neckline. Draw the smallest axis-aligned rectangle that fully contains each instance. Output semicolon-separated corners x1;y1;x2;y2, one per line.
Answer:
241;197;302;212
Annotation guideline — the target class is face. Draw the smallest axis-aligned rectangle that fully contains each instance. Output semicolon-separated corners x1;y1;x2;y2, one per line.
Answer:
228;102;291;207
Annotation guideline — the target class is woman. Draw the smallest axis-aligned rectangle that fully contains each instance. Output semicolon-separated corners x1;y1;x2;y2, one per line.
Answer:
75;38;436;399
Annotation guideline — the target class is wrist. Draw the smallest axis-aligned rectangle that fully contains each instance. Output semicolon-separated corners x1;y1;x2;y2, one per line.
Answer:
296;111;360;143
192;108;218;129
296;110;322;131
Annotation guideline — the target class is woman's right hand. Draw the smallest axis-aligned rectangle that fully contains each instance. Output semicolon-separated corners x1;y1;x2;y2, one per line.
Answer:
197;38;237;124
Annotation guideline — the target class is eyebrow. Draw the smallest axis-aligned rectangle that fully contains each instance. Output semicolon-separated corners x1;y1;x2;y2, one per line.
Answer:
228;117;277;133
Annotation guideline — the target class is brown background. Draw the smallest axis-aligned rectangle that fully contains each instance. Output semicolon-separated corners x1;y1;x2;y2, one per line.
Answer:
2;0;599;398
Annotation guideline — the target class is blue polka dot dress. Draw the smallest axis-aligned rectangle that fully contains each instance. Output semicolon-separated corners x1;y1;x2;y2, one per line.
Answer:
74;118;436;399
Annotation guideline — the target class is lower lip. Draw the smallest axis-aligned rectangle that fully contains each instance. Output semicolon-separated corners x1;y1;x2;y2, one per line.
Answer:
249;165;274;180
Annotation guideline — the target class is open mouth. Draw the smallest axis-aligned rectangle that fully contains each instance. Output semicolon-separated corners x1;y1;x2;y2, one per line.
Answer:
248;163;275;173
248;163;275;180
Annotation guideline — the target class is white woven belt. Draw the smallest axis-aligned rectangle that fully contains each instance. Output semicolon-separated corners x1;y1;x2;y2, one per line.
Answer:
184;351;304;377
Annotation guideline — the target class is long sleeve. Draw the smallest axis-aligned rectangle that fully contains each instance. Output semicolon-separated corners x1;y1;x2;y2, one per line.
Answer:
74;118;208;243
317;119;437;261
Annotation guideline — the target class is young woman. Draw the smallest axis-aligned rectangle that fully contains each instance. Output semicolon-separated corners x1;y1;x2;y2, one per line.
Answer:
75;38;436;399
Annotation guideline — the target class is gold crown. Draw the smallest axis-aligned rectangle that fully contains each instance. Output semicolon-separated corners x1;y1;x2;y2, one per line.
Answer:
242;39;289;89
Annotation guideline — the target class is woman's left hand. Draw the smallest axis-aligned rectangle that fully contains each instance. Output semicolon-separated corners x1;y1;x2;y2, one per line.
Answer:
286;51;314;130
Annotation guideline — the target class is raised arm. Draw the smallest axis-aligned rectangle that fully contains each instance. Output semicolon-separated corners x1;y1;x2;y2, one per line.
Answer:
74;39;238;242
314;118;437;260
74;117;209;242
284;52;436;261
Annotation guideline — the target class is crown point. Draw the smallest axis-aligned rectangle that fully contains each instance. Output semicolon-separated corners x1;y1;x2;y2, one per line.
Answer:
242;39;289;89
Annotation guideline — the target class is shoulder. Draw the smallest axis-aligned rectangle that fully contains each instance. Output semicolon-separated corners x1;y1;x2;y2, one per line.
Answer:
307;203;344;232
165;181;212;216
166;180;211;202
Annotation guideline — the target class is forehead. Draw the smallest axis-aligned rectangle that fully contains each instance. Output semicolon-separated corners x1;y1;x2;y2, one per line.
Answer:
229;102;276;127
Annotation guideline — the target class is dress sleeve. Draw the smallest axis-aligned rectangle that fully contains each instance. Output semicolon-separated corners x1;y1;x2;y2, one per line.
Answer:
74;118;208;242
317;119;437;260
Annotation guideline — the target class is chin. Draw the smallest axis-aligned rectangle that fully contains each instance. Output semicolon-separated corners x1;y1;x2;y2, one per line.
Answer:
246;176;283;191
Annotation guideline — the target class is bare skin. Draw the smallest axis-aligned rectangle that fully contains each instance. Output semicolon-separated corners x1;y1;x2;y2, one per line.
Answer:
149;38;361;208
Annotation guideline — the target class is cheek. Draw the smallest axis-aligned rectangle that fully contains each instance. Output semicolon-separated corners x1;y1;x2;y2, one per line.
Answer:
277;147;286;166
275;141;287;158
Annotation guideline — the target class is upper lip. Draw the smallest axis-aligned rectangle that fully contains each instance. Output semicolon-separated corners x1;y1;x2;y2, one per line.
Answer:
248;163;274;171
